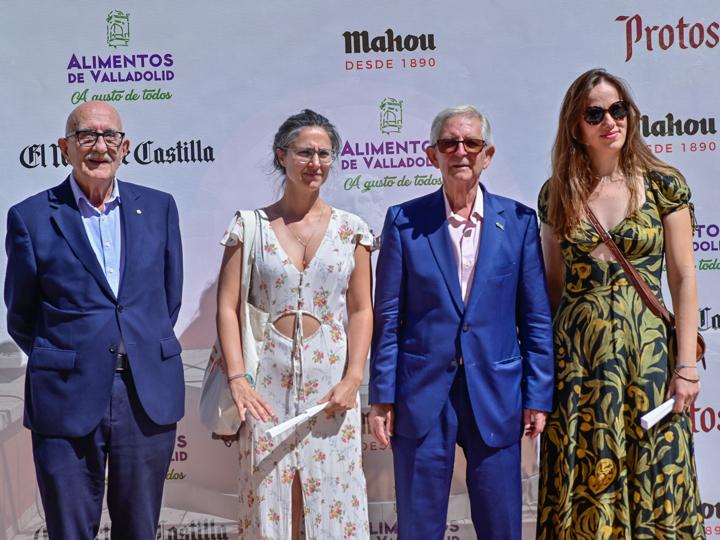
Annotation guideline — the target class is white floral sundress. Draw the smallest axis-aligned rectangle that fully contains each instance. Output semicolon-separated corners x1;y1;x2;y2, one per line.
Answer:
221;208;372;540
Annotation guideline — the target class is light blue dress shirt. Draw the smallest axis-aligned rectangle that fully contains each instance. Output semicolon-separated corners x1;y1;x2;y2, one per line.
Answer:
69;174;124;297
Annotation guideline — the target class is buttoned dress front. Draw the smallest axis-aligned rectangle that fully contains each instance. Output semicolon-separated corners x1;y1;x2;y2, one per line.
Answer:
221;208;371;540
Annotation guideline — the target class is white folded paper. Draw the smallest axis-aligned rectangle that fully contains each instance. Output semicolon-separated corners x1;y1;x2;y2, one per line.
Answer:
640;397;676;430
265;402;329;438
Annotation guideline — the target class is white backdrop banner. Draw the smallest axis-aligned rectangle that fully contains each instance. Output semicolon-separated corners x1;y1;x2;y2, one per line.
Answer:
1;2;719;539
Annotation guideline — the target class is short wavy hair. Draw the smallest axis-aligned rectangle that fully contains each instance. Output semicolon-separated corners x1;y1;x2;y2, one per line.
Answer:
429;105;492;146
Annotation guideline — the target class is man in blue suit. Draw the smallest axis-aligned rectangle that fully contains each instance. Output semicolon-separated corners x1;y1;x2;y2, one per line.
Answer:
369;105;554;540
4;101;184;539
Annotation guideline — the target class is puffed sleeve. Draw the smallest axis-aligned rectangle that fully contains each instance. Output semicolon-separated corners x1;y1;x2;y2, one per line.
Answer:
537;180;551;225
355;216;377;251
650;171;697;228
219;211;243;246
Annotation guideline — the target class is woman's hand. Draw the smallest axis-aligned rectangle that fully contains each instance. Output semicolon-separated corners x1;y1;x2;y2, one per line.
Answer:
229;377;274;422
318;375;362;415
667;367;701;413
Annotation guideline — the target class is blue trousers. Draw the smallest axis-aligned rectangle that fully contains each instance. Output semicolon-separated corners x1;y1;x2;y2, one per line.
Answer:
32;371;177;540
392;367;521;540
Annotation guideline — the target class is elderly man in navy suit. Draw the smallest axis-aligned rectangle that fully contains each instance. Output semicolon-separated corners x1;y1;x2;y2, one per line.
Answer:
369;105;554;540
5;101;184;539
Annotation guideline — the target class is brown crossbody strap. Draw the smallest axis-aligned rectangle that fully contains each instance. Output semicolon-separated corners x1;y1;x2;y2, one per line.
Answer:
586;207;706;368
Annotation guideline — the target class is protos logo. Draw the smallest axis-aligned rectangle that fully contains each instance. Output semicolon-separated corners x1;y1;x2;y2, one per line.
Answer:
616;14;720;62
691;404;720;432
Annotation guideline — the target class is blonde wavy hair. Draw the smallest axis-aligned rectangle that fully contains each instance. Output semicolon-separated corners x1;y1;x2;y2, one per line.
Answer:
547;68;680;238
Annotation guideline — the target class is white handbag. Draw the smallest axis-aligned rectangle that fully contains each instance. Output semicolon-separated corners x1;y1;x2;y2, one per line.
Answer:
199;210;268;436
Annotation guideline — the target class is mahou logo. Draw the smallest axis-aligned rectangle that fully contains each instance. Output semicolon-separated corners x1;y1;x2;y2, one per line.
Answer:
616;14;720;61
343;29;436;54
641;113;716;137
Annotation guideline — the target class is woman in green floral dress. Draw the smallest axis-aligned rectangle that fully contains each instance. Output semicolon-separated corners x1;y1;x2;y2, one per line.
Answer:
536;68;705;539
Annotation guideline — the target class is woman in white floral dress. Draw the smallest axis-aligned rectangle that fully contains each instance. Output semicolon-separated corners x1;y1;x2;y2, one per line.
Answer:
216;110;372;540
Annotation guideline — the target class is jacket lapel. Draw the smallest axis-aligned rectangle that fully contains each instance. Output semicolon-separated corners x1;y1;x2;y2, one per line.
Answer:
424;188;463;314
117;180;141;299
49;177;116;301
466;185;505;311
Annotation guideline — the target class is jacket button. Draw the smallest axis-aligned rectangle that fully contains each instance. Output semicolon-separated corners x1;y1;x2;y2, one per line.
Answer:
109;344;118;353
449;360;458;369
462;323;469;332
116;304;124;312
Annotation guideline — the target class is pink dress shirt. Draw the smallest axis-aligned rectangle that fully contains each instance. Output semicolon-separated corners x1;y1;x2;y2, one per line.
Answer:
443;188;483;305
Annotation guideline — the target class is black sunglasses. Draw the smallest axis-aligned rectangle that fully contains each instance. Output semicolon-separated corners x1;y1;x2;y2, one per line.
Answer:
583;101;628;125
434;138;487;154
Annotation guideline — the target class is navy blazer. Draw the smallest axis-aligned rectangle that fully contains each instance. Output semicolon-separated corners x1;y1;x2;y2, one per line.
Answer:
369;185;553;447
5;177;184;437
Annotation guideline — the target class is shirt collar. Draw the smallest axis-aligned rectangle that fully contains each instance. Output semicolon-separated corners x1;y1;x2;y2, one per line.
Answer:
443;186;484;225
69;173;121;212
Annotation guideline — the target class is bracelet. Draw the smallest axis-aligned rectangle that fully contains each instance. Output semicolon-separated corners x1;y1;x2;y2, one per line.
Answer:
672;369;700;383
675;364;698;370
227;373;255;387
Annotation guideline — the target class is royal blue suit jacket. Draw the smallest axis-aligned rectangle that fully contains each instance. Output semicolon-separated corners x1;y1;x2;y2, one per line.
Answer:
369;185;553;447
5;177;184;438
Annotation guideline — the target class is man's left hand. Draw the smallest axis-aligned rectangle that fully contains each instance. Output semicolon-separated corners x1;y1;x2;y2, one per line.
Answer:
523;409;547;438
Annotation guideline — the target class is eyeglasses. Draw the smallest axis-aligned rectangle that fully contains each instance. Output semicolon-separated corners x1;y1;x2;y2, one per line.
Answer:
433;138;487;154
65;129;126;148
285;147;335;164
583;101;628;126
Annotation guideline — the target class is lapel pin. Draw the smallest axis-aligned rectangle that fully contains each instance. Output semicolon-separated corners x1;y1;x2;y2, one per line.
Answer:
136;209;142;215
495;222;504;230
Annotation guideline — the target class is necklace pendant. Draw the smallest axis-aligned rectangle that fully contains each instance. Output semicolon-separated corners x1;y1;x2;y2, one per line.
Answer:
302;259;309;270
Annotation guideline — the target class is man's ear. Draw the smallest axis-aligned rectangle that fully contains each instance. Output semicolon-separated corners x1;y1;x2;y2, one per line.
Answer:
119;138;130;159
481;145;496;170
58;137;69;160
426;145;439;168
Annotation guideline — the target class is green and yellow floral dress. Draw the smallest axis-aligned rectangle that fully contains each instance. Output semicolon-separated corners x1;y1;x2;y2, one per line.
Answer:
536;171;705;540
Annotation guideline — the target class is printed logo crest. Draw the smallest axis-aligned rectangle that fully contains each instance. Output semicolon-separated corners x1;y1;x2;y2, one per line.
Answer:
106;10;130;48
380;98;403;135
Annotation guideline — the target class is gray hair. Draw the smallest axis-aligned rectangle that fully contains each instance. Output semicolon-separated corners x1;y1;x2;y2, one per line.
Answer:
272;109;342;175
429;105;493;146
